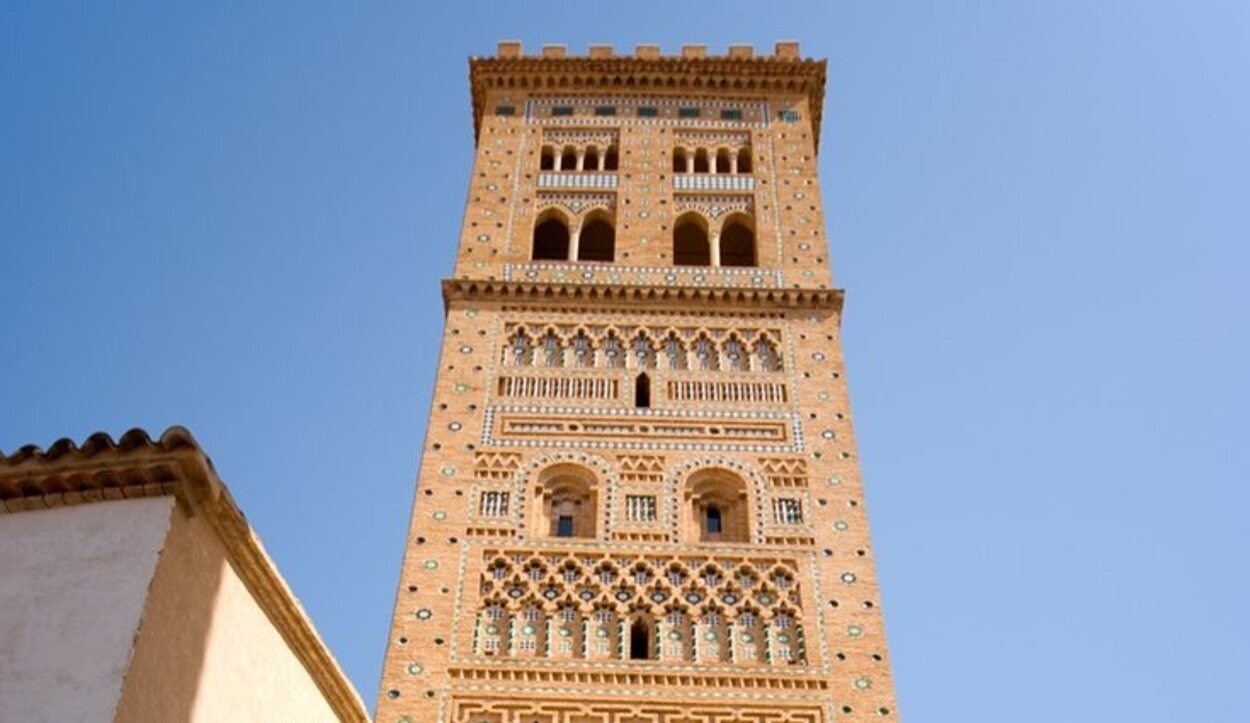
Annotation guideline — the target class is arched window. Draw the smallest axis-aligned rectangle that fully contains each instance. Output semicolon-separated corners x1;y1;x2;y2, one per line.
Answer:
532;213;570;260
570;329;593;367
631;332;656;369
685;469;751;543
693;148;710;173
693;333;719;371
715;148;731;174
629;619;652;660
507;328;533;366
540;329;563;367
737;146;753;173
560;145;577;171
663;332;687;370
673;213;710;266
583;145;600;171
719;215;756;267
536;465;599;539
723;335;746;371
672;147;688;173
604;144;619;171
754;334;781;372
602;331;624;368
577;213;615;262
635;372;651;408
539;145;555;171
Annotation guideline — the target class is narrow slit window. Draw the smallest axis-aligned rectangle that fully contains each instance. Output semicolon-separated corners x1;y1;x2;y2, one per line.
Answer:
629;620;651;659
706;506;723;534
635;372;651;408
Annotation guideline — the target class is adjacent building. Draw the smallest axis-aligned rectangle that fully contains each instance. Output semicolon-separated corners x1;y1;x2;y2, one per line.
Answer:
0;427;368;723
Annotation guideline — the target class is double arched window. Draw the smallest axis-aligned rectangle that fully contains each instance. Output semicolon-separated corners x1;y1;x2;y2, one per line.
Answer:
672;211;756;267
531;210;616;263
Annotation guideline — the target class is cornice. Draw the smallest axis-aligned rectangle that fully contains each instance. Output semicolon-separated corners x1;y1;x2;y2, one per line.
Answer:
469;52;828;149
442;278;843;315
0;427;370;723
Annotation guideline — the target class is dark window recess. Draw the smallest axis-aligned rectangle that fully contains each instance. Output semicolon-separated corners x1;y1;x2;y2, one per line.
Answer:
706;506;723;534
629;621;650;659
678;107;701;119
720;108;743;121
594;106;617;116
636;106;659;117
557;515;575;537
495;106;516;116
552;106;574;117
635;373;651;408
779;109;800;123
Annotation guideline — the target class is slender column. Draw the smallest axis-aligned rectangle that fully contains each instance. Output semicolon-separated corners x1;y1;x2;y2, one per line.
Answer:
598;151;606;171
685;151;694;174
710;151;718;174
569;226;580;262
576;148;585;171
730;152;739;174
710;231;721;267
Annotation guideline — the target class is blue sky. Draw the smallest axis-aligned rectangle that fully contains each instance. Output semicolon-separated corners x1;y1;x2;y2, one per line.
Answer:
2;2;1247;720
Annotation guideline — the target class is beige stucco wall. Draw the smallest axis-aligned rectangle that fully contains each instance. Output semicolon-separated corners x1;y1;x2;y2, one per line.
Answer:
115;499;341;723
0;497;175;723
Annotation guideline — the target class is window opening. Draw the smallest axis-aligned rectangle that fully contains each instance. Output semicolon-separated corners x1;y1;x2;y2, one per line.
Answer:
635;372;651;408
706;506;723;534
532;216;570;260
630;620;651;659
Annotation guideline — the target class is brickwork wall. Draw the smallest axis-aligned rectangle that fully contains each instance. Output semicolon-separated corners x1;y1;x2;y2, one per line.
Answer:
377;43;898;723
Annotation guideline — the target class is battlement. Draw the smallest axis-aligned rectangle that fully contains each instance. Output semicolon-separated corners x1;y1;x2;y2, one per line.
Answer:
488;40;806;61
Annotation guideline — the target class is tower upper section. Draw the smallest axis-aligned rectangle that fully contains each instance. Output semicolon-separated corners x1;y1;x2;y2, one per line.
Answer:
455;42;834;292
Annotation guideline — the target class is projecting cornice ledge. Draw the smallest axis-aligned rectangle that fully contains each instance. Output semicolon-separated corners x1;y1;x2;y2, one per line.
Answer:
442;278;844;313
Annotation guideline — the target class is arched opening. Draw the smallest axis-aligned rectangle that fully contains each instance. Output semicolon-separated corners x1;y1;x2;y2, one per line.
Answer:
672;147;687;173
737;147;753;173
532;213;570;260
604;144;619;171
693;148;710;173
719;215;756;267
535;464;599;539
577;214;615;262
629;619;652;660
634;372;651;408
539;145;555;171
672;213;710;266
715;148;731;174
583;145;600;171
560;145;577;171
685;469;751;543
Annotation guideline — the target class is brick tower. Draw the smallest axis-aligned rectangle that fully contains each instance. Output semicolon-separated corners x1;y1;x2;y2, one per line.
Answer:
376;41;899;723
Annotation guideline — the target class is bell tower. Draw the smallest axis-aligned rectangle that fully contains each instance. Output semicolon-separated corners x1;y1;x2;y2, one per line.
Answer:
376;41;900;723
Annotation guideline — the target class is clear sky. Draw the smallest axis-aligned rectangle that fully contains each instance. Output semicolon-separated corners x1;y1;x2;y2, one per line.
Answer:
2;2;1247;720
